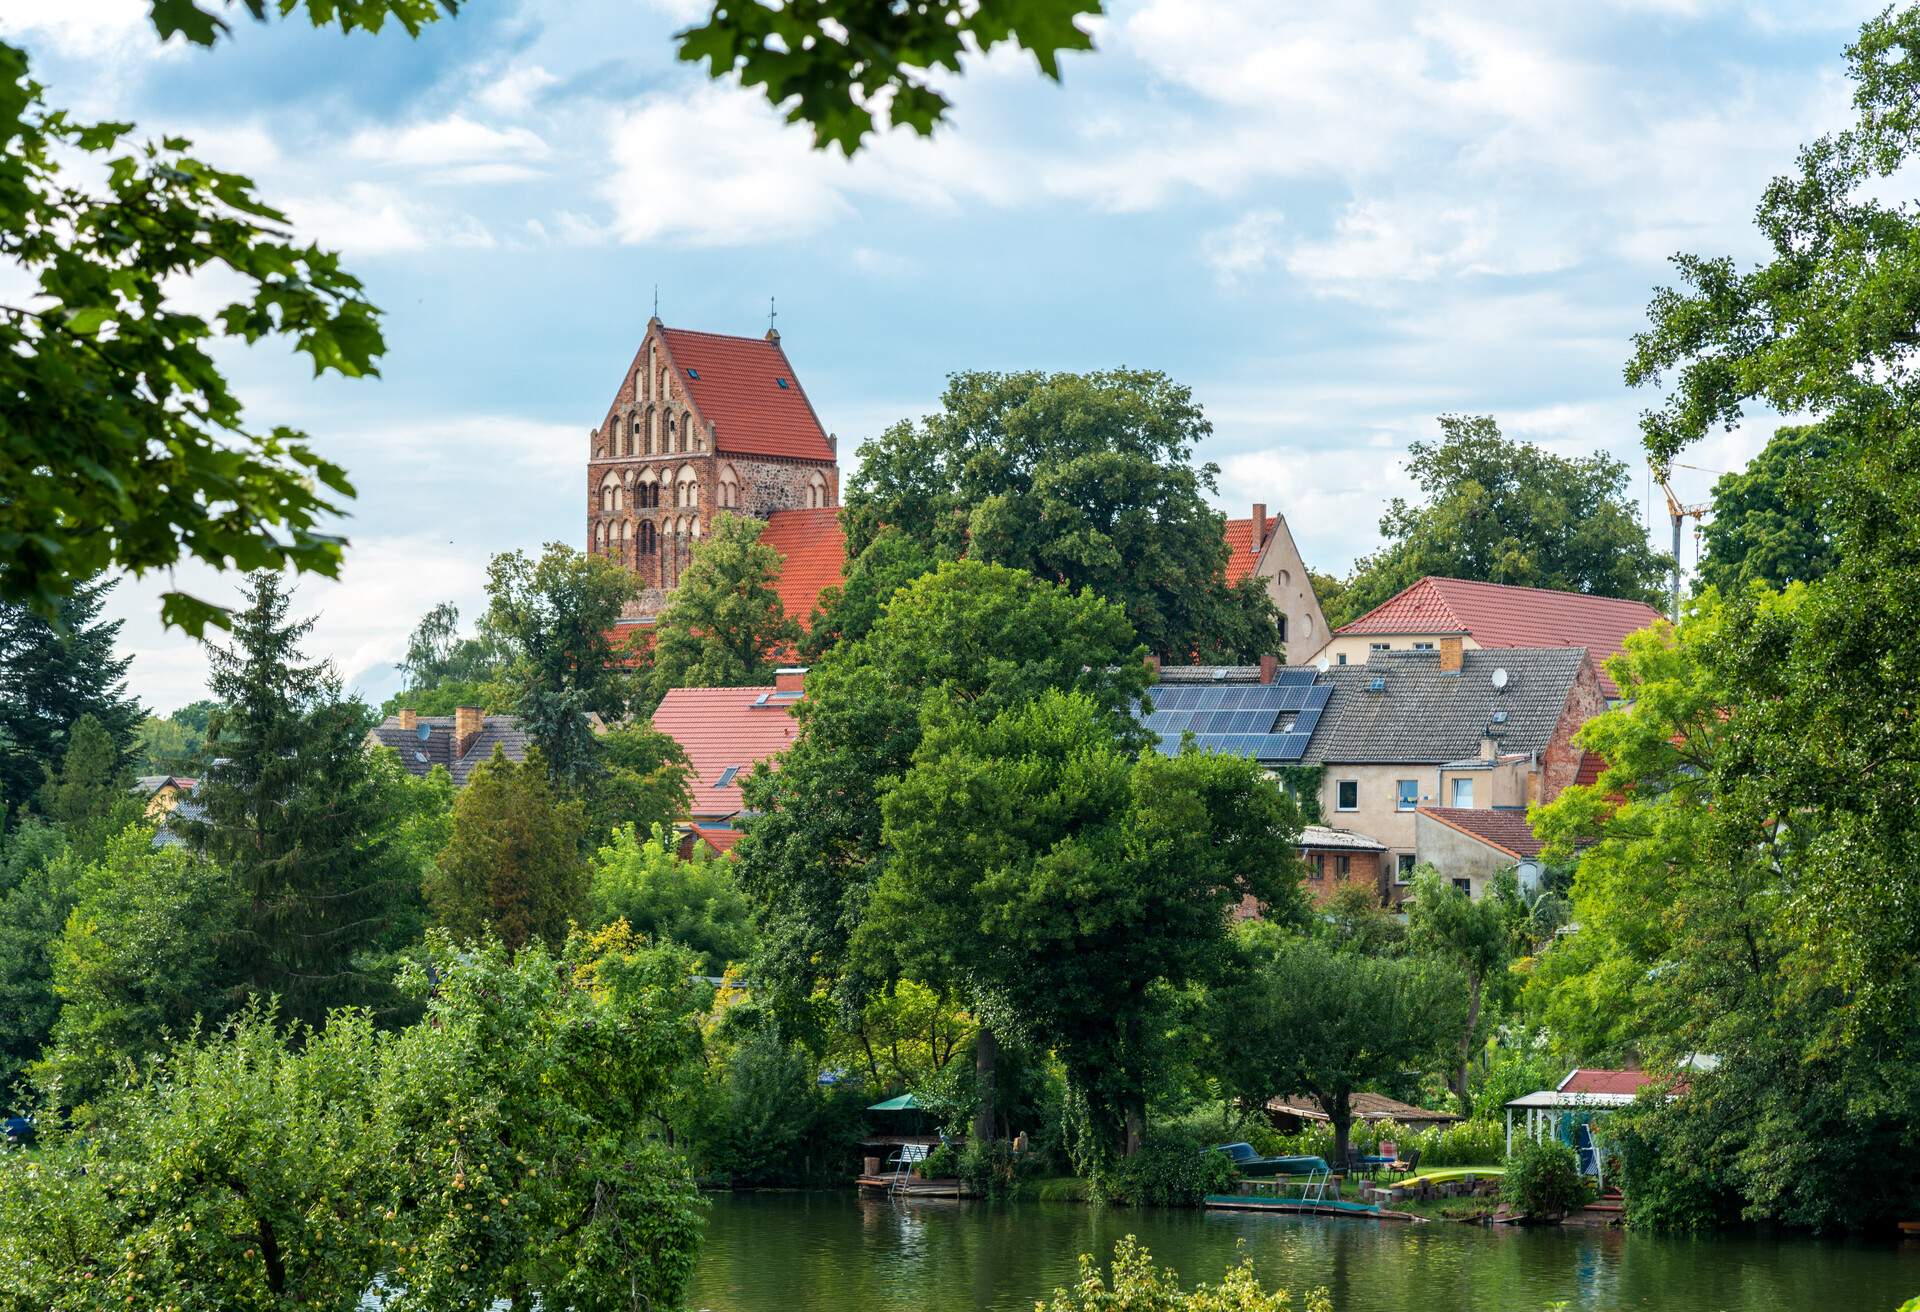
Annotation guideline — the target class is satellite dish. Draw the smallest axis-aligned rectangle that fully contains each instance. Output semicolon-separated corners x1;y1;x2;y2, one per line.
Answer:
1314;656;1330;674
1491;667;1509;690
416;723;432;741
413;751;429;764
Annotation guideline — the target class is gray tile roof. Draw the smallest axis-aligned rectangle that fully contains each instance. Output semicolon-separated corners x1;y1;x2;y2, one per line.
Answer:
368;715;530;787
1303;647;1587;765
1298;824;1386;851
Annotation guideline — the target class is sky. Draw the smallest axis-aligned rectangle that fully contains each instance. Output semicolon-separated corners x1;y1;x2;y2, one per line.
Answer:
0;0;1881;713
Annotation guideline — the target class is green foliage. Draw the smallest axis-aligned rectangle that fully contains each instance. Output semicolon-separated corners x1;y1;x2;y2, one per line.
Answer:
647;512;803;707
825;977;976;1093
1500;1139;1592;1220
1406;869;1524;1116
1336;415;1672;621
801;525;950;658
1095;1133;1238;1206
135;698;217;775
841;370;1281;661
39;825;241;1108
1697;425;1841;594
0;925;707;1311
1208;925;1459;1164
0;579;143;812
738;560;1149;1012
146;0;458;48
677;0;1099;154
581;719;692;847
1248;1116;1505;1169
1313;881;1405;957
588;822;754;973
39;714;144;861
427;746;587;951
0;818;75;1091
190;573;418;1025
1036;1237;1331;1312
866;688;1307;1162
485;543;641;787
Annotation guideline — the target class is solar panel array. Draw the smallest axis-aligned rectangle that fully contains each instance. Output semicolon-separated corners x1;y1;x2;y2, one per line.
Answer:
1142;677;1330;762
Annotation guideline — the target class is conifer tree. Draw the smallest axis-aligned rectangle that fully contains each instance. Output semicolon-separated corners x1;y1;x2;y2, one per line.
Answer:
426;747;587;951
39;714;144;862
190;573;415;1025
0;578;143;812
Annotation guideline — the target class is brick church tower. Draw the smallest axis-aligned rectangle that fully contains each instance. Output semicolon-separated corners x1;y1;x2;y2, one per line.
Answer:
587;318;840;619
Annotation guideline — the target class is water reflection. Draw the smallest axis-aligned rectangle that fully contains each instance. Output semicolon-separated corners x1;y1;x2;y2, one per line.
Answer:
686;1192;1914;1312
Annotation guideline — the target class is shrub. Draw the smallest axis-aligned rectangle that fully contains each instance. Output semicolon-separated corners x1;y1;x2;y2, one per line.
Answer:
959;1139;1031;1199
920;1141;960;1178
1038;1237;1331;1312
1500;1139;1592;1220
1095;1133;1239;1207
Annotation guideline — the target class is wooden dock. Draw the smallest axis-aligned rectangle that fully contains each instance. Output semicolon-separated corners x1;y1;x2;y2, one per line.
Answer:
856;1175;978;1198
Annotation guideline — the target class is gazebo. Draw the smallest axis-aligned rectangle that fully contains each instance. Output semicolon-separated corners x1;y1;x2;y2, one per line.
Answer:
1503;1069;1682;1189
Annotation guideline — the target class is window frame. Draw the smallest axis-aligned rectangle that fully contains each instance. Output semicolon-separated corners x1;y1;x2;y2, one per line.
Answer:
1396;853;1417;884
1395;779;1419;811
1335;779;1359;812
1450;776;1474;808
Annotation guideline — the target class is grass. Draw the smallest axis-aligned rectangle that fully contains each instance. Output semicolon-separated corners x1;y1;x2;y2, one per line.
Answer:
1393;1194;1501;1222
1015;1176;1092;1203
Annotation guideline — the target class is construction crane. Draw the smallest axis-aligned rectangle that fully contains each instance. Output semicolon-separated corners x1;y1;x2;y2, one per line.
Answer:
1654;465;1712;622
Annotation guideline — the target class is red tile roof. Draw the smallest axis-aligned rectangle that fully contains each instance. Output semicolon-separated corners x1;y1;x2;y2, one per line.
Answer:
651;685;801;816
1335;577;1661;699
1558;1068;1661;1096
686;824;743;857
659;327;835;463
1417;806;1545;860
759;507;846;626
1221;515;1279;587
1574;751;1605;788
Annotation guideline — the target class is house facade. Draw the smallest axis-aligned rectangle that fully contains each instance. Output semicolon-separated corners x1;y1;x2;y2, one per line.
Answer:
1414;806;1547;899
1309;575;1663;700
587;320;841;621
1221;504;1328;663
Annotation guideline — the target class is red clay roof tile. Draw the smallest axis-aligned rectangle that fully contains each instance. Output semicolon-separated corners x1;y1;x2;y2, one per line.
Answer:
1336;577;1661;699
759;507;845;627
1417;806;1545;860
659;327;834;463
1559;1068;1660;1096
651;685;801;817
1221;515;1279;587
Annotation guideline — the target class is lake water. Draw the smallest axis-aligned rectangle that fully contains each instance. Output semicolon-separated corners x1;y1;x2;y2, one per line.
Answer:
686;1192;1916;1312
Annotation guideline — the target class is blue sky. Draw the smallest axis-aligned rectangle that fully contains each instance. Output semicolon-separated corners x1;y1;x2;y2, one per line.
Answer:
0;0;1878;712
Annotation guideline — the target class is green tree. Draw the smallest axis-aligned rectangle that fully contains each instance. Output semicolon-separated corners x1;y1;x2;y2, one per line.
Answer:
1406;867;1524;1117
189;573;418;1026
386;599;512;716
1620;3;1920;1037
864;689;1308;1162
1340;414;1673;620
1697;424;1842;594
841;370;1282;660
581;720;692;847
0;579;143;812
0;818;74;1090
738;560;1148;1011
485;543;641;787
0;925;707;1311
587;822;755;973
647;513;802;707
800;525;951;659
1208;925;1457;1165
679;0;1099;153
135;698;218;775
427;747;588;951
39;826;242;1108
0;1;463;633
39;714;145;862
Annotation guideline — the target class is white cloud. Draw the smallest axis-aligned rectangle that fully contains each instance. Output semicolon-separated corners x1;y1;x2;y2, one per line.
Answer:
474;63;559;117
348;114;550;185
0;0;161;62
286;183;495;256
1201;210;1286;285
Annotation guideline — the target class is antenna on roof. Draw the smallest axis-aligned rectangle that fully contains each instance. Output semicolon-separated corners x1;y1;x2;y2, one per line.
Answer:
768;295;778;333
653;284;659;319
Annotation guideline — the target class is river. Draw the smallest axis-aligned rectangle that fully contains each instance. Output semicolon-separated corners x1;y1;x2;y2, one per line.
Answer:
686;1192;1914;1312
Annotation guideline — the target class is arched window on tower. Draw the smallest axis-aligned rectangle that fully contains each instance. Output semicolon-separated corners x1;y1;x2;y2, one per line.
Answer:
805;470;828;509
639;519;657;556
680;410;693;453
718;464;740;509
676;465;699;509
599;471;621;513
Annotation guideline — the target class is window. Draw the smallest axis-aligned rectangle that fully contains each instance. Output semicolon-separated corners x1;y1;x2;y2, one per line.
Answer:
1307;856;1323;881
1450;777;1474;808
638;521;657;555
1452;877;1473;895
776;377;789;389
1335;854;1351;876
713;765;740;788
1396;779;1418;811
1336;653;1347;665
1412;641;1434;651
1369;642;1391;652
686;366;699;379
806;471;828;509
1396;853;1417;882
1277;614;1287;644
1336;780;1358;811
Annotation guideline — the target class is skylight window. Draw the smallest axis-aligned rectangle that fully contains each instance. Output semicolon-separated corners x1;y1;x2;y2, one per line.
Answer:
776;377;789;388
686;367;700;378
714;765;740;788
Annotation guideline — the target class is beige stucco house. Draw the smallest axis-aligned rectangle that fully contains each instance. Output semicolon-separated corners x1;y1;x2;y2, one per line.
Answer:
1223;504;1328;664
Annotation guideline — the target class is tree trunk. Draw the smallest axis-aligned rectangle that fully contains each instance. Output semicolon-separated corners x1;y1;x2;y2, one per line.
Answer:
1329;1089;1353;1169
1453;972;1483;1118
1124;1102;1146;1158
972;1027;998;1145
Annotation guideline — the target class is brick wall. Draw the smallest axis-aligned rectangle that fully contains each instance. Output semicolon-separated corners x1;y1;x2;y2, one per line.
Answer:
1302;848;1385;906
1539;655;1608;802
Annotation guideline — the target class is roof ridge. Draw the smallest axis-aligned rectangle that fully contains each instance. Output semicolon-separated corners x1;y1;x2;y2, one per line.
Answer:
658;325;785;347
1425;575;1662;610
1337;576;1467;635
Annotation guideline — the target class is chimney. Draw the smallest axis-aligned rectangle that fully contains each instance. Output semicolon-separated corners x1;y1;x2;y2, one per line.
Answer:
1439;636;1464;674
398;707;416;731
774;666;807;693
1259;653;1278;684
454;706;482;759
1480;735;1498;761
1145;653;1162;678
1250;503;1266;554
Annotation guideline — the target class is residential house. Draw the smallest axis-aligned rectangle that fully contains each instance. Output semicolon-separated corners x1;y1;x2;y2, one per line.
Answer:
1300;641;1603;898
1310;575;1662;700
1414;806;1547;899
364;706;533;786
132;774;204;848
1297;825;1388;906
650;667;807;832
1222;504;1328;663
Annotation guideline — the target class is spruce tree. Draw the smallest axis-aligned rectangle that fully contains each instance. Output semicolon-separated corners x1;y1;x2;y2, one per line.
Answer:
0;578;143;812
191;573;415;1025
426;746;587;951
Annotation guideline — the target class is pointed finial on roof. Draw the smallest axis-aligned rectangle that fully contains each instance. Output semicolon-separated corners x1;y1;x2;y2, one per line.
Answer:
766;296;780;343
653;285;659;321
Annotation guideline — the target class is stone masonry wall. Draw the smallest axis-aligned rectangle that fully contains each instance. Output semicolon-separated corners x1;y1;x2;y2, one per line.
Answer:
1539;656;1608;802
